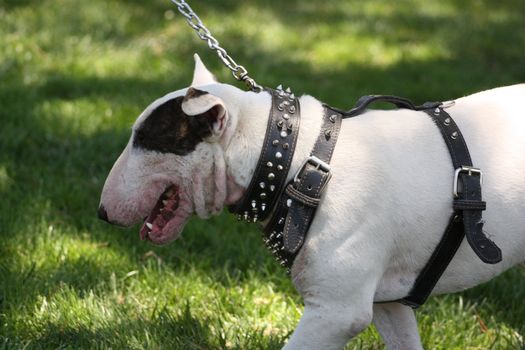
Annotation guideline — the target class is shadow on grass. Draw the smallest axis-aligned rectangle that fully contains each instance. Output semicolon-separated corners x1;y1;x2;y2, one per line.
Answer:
31;305;222;349
460;266;525;338
22;304;287;349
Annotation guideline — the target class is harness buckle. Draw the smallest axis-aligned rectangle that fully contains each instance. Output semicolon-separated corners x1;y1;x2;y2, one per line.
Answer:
453;166;483;198
294;155;332;188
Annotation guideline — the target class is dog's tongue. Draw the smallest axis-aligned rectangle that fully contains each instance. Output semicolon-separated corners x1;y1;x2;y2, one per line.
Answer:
140;186;180;241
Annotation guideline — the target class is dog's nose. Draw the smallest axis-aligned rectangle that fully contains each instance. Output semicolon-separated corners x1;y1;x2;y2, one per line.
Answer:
98;205;109;222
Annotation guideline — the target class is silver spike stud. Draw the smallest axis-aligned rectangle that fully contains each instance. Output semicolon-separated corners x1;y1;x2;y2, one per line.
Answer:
325;129;332;138
329;114;337;123
251;200;257;208
444;117;451;126
237;214;242;221
259;182;266;189
434;107;440;115
261;203;266;211
451;131;458;140
268;173;275;180
278;217;285;224
244;211;249;221
289;106;296;113
267;161;273;168
277;165;283;171
276;84;283;91
289;93;295;100
275;152;283;159
277;120;284;128
253;215;258;223
270;185;275;192
280;131;287;138
282;143;289;149
286;87;291;93
287;199;293;207
272;140;279;146
283;113;290;120
260;192;267;199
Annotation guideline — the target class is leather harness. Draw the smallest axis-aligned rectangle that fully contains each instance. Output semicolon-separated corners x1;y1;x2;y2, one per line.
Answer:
230;88;502;308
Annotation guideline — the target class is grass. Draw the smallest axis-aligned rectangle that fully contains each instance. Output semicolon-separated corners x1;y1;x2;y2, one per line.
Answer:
1;0;524;348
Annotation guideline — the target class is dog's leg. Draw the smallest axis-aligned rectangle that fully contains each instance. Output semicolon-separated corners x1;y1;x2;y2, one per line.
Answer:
372;303;423;350
282;302;373;350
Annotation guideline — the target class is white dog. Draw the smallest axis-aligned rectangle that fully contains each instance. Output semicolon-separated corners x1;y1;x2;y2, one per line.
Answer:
99;54;525;349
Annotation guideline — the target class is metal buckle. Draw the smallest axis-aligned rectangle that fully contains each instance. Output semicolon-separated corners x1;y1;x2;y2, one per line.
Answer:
453;166;483;198
294;155;332;187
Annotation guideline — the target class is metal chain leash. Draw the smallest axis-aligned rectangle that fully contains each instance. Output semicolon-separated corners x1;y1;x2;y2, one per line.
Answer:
170;0;263;92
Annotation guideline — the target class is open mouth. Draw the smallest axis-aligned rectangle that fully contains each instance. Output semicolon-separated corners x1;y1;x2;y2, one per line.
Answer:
139;185;191;244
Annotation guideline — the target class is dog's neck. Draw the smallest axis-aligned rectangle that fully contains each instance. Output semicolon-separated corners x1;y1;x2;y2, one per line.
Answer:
215;87;326;207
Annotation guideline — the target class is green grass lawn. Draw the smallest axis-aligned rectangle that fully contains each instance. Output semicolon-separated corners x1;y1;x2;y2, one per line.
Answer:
1;0;524;349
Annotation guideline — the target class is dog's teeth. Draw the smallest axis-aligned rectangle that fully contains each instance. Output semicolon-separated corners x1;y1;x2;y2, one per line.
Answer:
162;200;168;206
146;222;153;229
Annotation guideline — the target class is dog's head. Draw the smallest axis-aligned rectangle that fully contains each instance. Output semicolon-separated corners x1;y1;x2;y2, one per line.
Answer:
98;54;246;244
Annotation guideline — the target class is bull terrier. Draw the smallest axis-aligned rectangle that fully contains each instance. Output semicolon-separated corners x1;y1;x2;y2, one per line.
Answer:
99;54;525;349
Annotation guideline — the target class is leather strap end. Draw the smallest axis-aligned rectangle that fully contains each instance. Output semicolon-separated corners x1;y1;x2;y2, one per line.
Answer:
465;228;503;264
282;196;314;254
460;175;503;264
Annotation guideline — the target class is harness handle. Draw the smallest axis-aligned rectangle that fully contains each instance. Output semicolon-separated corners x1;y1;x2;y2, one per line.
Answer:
338;95;441;119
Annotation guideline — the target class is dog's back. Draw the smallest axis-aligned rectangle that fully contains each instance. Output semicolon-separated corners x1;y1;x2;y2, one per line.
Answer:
299;84;525;302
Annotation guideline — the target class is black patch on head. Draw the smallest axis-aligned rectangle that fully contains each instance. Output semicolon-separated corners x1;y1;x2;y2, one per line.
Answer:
133;95;219;155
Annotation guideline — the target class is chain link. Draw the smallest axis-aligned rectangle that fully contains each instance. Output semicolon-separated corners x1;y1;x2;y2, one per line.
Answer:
170;0;263;92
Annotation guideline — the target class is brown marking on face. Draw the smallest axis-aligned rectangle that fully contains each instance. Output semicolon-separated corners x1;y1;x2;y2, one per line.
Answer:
133;94;218;155
183;87;208;102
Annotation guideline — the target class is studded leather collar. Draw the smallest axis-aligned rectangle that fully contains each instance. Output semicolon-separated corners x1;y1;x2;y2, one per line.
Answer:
229;86;301;222
229;86;342;271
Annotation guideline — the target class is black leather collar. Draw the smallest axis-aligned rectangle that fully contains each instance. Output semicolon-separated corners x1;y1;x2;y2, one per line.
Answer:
229;86;301;223
229;86;342;271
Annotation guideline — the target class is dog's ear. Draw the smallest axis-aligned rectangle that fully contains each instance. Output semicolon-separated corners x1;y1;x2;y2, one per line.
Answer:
182;87;227;139
191;54;217;86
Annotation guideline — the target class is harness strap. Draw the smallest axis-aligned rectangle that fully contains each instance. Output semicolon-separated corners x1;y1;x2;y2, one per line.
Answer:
281;108;342;254
341;95;502;308
424;107;502;263
400;107;502;308
262;107;342;269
